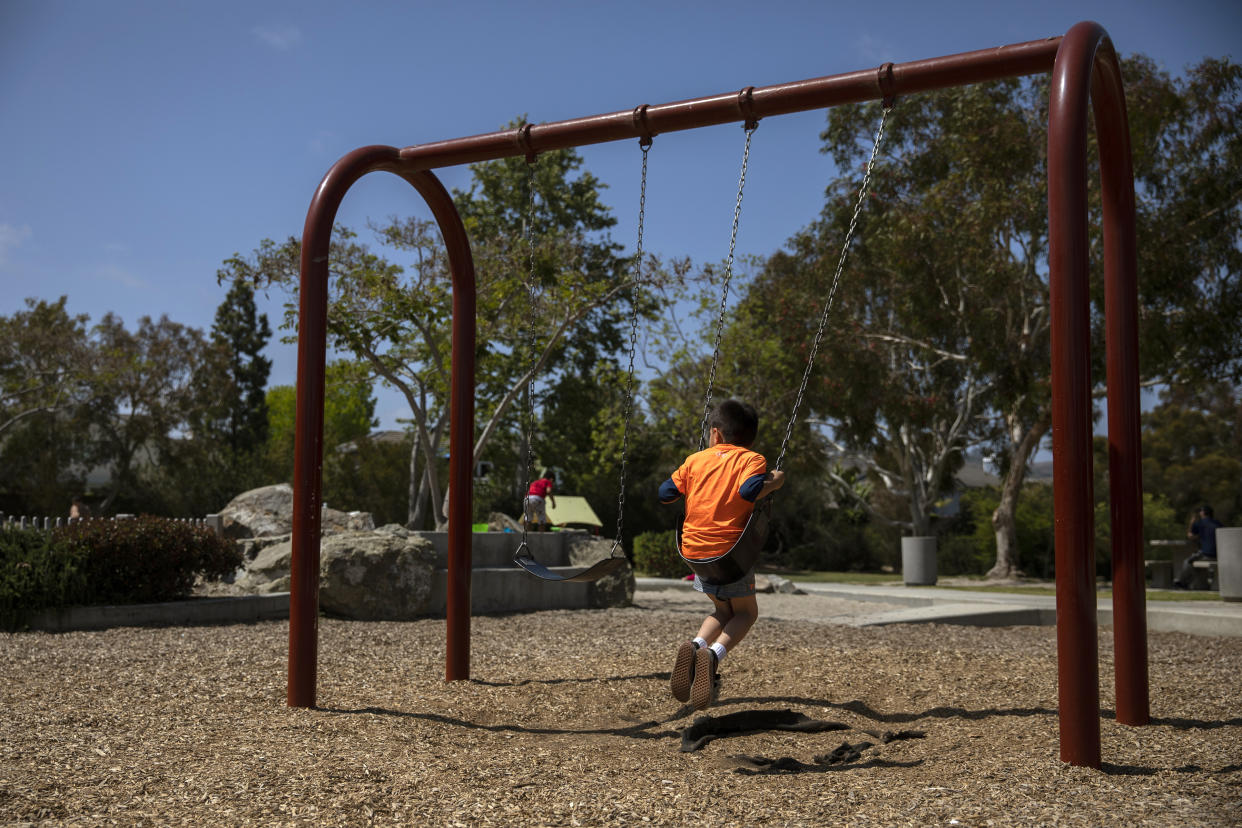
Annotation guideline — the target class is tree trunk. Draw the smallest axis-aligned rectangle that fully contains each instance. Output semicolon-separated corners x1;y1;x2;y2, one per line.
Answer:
406;436;421;529
987;408;1051;579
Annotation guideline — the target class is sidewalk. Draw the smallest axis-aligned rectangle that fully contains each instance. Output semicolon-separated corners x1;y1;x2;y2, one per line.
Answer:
24;577;1242;637
635;576;1242;638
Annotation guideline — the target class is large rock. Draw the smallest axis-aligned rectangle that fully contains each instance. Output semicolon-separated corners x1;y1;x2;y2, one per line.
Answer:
218;483;375;539
566;534;635;609
487;512;522;533
236;524;436;620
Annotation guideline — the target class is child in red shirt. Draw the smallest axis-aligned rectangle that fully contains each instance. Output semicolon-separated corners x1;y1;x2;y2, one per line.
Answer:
524;476;557;532
658;399;785;709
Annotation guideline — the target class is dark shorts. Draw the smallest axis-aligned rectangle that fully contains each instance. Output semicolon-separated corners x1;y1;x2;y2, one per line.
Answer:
692;570;756;599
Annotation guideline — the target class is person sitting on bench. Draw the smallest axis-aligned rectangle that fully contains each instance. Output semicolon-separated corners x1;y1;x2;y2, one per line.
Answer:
1176;505;1223;589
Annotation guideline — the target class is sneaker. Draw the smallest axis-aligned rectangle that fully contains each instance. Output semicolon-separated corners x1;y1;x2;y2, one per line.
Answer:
670;640;697;703
690;647;720;710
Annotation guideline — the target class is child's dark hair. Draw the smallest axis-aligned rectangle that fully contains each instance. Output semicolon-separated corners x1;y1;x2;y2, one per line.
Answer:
709;399;759;447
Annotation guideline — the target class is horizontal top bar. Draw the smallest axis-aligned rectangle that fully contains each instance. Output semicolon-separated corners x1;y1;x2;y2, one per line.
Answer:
398;34;1062;170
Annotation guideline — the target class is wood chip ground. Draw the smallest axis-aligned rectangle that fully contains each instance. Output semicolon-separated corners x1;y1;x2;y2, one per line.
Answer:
2;588;1239;825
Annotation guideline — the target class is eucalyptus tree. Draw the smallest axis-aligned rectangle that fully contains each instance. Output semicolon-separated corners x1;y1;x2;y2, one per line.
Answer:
815;56;1241;576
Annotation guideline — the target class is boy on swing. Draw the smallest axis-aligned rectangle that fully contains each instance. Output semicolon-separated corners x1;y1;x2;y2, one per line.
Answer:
658;399;785;709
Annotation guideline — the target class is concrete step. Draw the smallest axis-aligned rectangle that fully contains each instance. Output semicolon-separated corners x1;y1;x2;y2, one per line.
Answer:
426;567;594;614
417;531;571;568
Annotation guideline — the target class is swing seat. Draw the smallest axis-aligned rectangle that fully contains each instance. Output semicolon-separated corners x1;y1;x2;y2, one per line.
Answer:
514;544;630;583
677;497;772;586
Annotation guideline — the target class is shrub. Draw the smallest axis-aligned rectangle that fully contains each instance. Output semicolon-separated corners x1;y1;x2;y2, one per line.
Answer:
0;527;91;632
1;517;242;630
632;530;685;577
56;517;242;605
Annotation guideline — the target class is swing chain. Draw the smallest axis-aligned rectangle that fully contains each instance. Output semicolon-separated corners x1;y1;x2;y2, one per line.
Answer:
698;120;758;450
519;156;540;548
774;104;891;472
611;138;650;555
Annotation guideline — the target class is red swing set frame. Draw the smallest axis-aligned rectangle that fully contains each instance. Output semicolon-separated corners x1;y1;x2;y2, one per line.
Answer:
287;21;1145;769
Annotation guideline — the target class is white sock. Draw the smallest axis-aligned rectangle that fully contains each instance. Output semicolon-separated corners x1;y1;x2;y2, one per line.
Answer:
710;642;727;662
693;637;709;649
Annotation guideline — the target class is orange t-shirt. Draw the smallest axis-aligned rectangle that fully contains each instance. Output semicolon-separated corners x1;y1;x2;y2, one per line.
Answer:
670;444;767;559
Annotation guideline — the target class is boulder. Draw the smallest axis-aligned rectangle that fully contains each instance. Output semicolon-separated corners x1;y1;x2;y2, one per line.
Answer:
566;534;635;609
487;512;523;533
236;541;295;593
235;526;436;620
218;483;375;539
237;533;291;562
763;574;805;595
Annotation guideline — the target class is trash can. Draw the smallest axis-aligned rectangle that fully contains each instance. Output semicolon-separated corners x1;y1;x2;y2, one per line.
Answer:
902;536;937;586
1218;527;1242;603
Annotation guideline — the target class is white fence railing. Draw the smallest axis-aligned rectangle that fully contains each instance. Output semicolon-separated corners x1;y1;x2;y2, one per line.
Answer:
1;513;224;535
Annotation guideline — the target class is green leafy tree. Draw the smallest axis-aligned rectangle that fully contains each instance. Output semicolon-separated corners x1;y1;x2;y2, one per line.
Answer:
86;313;214;514
323;432;411;527
1140;383;1241;526
0;297;94;514
0;297;92;440
815;56;1241;577
263;360;378;485
231;124;671;531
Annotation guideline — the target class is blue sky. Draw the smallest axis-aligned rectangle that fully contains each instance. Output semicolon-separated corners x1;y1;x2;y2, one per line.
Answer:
2;0;1238;430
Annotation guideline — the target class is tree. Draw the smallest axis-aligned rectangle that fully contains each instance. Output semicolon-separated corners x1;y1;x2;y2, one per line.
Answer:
232;127;669;530
86;313;214;513
206;278;272;458
0;297;96;514
723;94;1000;541
0;297;92;440
263;360;377;485
1140;382;1241;526
323;432;412;527
817;56;1242;577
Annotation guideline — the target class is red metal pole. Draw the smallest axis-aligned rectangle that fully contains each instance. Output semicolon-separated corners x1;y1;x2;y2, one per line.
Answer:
1093;39;1149;727
397;37;1061;171
1047;21;1107;768
397;171;477;682
289;147;477;705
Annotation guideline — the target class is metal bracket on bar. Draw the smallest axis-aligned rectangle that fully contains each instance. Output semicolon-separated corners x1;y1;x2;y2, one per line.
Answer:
516;123;538;164
737;86;759;131
632;104;654;149
877;62;897;108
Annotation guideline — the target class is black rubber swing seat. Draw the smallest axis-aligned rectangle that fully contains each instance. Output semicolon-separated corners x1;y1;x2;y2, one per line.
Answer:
677;497;772;586
513;545;630;583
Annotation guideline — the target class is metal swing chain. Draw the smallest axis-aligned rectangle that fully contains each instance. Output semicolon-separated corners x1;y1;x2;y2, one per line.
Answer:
774;104;891;472
518;156;540;551
698;120;759;450
610;137;652;555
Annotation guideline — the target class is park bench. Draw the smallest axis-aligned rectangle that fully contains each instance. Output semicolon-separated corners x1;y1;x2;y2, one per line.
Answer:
1146;539;1217;591
1191;558;1219;590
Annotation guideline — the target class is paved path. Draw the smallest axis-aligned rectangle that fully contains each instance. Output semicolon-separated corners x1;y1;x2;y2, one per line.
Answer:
26;577;1242;637
635;577;1242;638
